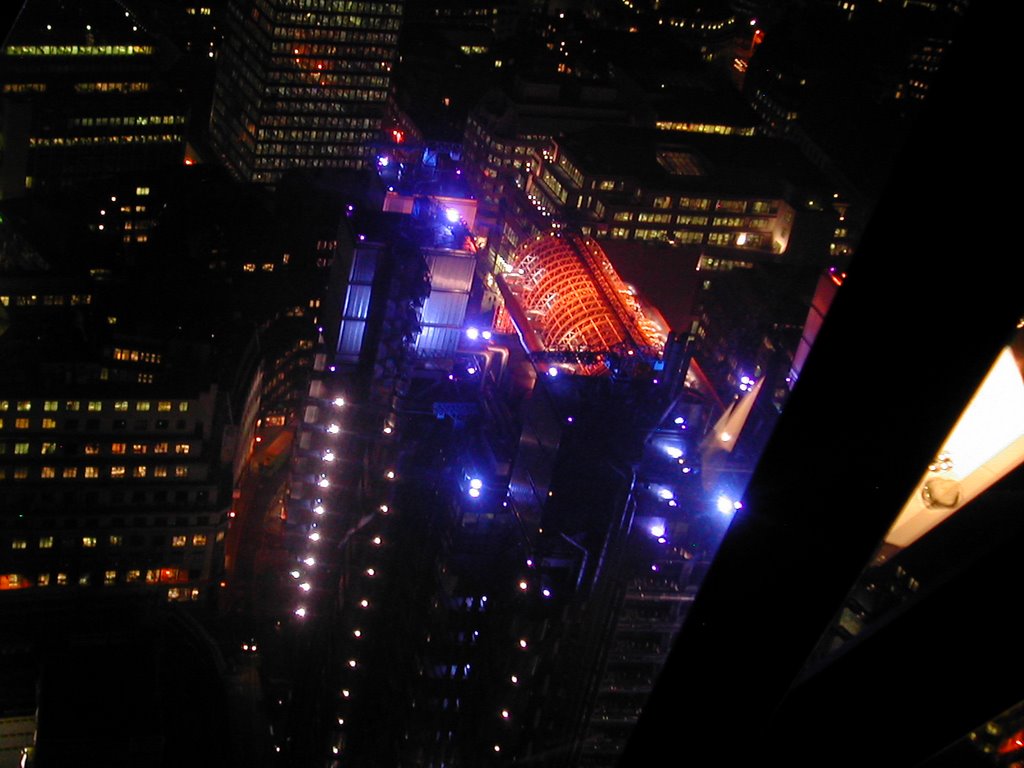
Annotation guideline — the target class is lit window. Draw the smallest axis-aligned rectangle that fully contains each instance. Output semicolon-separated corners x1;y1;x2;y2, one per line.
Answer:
11;539;27;550
66;400;80;411
41;466;56;479
155;442;168;453
104;570;117;585
175;443;190;455
40;442;57;454
126;570;141;582
14;468;28;479
109;535;122;546
175;466;188;478
38;573;50;586
88;401;102;411
82;537;97;548
39;536;53;548
79;574;90;586
132;443;147;454
192;534;207;547
17;401;31;412
84;443;100;454
63;467;77;479
14;443;29;455
158;401;172;412
136;186;150;196
168;587;181;600
85;467;99;478
154;466;168;478
42;418;56;429
15;418;29;429
110;466;126;478
136;401;151;411
114;401;128;411
0;401;6;411
43;401;58;411
178;402;189;412
111;443;126;454
172;535;187;547
133;466;147;478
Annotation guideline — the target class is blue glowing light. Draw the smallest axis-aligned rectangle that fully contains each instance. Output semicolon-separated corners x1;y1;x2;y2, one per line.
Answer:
466;327;480;340
649;522;666;538
377;155;390;167
547;366;559;377
444;207;460;224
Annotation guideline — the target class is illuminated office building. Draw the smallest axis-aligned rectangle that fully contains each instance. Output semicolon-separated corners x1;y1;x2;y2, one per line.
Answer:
0;205;262;606
0;0;190;199
208;0;404;185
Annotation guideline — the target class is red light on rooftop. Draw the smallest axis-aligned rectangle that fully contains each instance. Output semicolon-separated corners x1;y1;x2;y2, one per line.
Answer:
392;129;405;143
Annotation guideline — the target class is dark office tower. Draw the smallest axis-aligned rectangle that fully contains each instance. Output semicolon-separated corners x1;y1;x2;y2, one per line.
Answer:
208;0;404;185
0;0;190;199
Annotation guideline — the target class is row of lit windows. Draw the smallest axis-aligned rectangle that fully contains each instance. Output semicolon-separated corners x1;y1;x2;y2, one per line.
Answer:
0;440;190;455
0;400;186;413
272;0;400;14
254;139;375;157
606;228;707;245
5;45;154;56
268;69;390;87
0;465;190;480
271;42;395;58
2;83;46;93
0;571;198;592
654;121;756;137
112;348;162;364
266;84;386;102
0;294;92;307
11;533;207;550
262;24;397;46
257;128;376;143
0;418;57;429
539;169;569;205
697;256;755;271
70;115;185;128
259;114;375;130
556;154;584;188
272;14;401;30
29;134;182;148
73;81;151;93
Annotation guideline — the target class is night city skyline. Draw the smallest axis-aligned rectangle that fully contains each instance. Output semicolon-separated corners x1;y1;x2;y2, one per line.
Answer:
2;2;1017;767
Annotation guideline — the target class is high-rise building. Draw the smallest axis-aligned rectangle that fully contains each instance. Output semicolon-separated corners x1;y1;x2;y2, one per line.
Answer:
208;0;404;185
0;0;190;199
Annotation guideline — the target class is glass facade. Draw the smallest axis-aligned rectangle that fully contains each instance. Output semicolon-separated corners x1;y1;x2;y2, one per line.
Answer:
209;0;403;184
